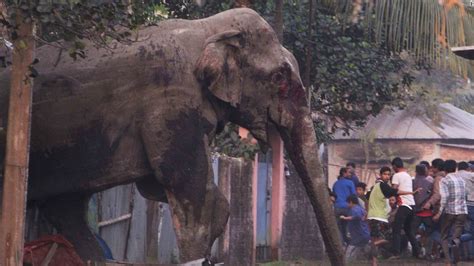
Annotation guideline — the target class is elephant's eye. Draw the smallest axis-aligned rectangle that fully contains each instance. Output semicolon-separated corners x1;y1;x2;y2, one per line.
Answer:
272;72;285;84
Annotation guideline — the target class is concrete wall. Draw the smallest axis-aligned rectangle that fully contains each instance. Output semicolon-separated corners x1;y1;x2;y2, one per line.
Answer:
222;156;256;266
280;162;324;261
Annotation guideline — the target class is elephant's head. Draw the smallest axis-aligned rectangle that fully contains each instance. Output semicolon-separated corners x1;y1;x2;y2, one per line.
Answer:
194;8;344;265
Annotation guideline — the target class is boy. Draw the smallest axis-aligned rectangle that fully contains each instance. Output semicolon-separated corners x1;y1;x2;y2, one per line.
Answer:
356;182;368;210
341;194;370;259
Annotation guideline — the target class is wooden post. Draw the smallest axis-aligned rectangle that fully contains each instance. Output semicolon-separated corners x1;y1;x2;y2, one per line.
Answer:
0;9;35;265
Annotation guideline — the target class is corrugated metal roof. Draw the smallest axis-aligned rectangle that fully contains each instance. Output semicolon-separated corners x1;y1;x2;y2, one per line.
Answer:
333;103;474;140
452;46;474;60
438;143;474;150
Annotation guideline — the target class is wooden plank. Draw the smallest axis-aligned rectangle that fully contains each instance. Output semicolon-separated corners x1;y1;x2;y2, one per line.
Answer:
125;185;146;262
157;204;178;264
145;201;160;262
98;214;132;227
99;185;133;261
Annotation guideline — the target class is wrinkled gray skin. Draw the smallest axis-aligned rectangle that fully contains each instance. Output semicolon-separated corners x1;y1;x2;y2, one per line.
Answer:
0;8;343;265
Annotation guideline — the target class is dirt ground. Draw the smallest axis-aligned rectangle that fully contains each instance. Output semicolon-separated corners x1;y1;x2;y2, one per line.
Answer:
259;259;474;266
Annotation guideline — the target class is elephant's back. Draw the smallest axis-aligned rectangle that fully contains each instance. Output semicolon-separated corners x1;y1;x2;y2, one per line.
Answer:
0;18;208;149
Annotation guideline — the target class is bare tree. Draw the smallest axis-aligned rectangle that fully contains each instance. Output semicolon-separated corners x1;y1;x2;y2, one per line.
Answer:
275;0;284;42
235;0;252;8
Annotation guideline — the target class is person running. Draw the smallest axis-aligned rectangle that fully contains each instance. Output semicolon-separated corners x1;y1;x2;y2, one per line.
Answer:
390;157;420;259
434;160;467;265
423;158;446;259
333;167;356;245
458;161;474;260
367;166;419;264
340;194;370;259
423;158;446;214
411;164;434;258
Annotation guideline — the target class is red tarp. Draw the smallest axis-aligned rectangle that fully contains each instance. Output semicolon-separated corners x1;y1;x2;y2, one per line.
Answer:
23;235;84;266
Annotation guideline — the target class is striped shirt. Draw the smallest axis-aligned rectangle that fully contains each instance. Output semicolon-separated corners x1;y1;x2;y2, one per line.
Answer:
458;170;474;206
439;172;467;215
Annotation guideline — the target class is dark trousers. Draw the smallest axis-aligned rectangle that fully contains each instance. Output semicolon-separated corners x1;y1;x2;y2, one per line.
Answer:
441;213;467;264
392;205;419;256
411;215;435;236
335;207;349;245
461;206;474;242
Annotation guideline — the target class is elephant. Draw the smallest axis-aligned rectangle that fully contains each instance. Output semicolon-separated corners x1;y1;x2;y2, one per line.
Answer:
0;8;344;265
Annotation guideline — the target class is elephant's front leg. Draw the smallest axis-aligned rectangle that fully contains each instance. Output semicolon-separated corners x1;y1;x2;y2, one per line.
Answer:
141;109;229;262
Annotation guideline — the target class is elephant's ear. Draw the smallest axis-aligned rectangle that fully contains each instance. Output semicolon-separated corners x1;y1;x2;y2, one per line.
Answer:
194;30;243;107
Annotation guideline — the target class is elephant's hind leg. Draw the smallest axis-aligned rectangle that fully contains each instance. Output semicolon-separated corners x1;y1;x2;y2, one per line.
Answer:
141;109;229;262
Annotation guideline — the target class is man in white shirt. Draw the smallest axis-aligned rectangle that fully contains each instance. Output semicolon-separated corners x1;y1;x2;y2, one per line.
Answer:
390;157;420;259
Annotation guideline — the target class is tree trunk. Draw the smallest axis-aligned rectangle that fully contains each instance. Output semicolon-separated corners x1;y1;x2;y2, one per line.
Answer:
0;9;35;266
0;2;6;35
274;0;284;42
303;0;314;87
0;1;7;67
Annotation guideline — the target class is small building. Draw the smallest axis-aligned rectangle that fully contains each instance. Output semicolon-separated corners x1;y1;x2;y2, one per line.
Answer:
327;103;474;188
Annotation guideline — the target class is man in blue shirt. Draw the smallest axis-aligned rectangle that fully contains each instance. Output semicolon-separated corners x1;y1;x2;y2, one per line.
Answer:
341;194;370;259
333;167;356;245
347;162;360;186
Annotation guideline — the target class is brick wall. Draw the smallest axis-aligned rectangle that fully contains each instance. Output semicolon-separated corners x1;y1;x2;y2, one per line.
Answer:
327;140;440;188
439;145;474;161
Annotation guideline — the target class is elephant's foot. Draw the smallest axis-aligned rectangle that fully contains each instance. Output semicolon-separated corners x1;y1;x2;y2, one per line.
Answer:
167;182;229;262
40;194;105;262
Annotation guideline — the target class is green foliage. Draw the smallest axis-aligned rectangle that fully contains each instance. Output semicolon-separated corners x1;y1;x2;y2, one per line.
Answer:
2;0;167;59
278;1;416;139
325;0;474;78
211;124;260;160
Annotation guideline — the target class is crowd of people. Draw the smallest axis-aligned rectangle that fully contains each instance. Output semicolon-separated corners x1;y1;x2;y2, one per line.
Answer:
329;159;474;265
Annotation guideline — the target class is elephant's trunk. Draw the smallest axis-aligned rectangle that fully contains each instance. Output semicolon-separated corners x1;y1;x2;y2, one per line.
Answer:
277;112;345;266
